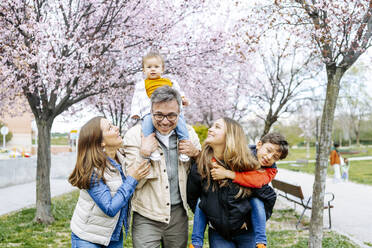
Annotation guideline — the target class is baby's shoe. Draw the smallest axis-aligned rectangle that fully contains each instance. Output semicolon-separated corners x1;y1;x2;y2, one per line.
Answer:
256;244;266;248
150;150;161;161
179;153;190;162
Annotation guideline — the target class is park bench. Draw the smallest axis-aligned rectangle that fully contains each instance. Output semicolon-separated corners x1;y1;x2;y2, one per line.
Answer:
271;179;335;230
289;159;308;167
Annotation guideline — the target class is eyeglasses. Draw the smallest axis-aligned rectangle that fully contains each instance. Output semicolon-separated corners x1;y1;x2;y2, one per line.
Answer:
152;113;178;122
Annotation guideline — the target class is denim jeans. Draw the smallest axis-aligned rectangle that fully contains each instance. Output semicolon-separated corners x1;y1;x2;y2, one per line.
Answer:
142;113;189;140
208;227;255;248
250;197;267;245
71;231;123;248
191;199;207;247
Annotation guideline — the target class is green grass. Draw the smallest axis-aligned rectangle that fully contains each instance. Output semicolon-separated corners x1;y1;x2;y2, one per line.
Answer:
51;136;69;146
266;208;358;248
283;146;372;161
364;241;372;247
0;191;359;247
280;147;372;185
32;136;69;146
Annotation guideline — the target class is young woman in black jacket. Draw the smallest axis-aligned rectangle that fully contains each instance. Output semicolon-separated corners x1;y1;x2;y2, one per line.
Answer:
187;117;276;248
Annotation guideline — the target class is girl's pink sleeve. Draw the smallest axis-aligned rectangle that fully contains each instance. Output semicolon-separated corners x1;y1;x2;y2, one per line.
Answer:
233;168;278;188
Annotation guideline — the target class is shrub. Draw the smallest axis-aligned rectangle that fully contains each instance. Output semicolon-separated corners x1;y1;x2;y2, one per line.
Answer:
193;124;209;144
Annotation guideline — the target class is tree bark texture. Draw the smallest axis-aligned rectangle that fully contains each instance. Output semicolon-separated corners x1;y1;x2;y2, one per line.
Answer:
309;65;345;248
34;120;55;224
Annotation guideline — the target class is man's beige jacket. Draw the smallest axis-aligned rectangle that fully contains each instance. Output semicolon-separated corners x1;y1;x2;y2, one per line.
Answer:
122;124;201;224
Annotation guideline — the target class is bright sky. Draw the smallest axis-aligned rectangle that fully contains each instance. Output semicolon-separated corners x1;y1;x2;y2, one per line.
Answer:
51;111;97;133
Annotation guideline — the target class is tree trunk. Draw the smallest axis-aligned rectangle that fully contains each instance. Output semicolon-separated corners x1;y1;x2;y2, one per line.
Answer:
262;121;271;137
356;123;360;146
306;140;310;158
339;134;342;147
34;119;55;224
309;66;344;248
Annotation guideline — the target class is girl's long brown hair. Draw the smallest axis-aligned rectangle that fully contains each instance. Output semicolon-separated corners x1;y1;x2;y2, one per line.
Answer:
68;116;108;189
197;117;260;198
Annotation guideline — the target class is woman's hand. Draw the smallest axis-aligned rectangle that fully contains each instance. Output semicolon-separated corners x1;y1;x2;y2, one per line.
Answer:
211;162;236;181
127;160;150;181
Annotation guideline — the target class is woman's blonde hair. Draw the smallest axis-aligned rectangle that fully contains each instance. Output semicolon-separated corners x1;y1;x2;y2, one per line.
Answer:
68;116;109;189
197;117;260;198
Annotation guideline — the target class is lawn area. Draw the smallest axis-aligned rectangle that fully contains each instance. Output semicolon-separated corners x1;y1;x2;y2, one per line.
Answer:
32;136;69;146
283;146;372;161
0;190;359;247
280;147;372;185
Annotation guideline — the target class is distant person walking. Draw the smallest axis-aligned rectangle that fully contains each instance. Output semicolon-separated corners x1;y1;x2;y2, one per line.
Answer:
341;157;350;182
330;143;341;183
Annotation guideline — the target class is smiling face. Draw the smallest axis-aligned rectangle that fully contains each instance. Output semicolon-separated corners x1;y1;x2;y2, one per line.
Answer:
143;57;164;80
205;118;226;148
151;99;180;135
256;141;282;167
100;118;122;149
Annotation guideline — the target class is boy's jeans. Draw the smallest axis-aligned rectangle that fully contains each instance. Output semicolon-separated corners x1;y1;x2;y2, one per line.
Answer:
250;197;267;245
142;113;189;140
191;199;207;247
191;197;267;246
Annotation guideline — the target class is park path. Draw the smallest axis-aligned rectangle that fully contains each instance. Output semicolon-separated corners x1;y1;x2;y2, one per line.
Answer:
275;168;372;248
0;178;75;216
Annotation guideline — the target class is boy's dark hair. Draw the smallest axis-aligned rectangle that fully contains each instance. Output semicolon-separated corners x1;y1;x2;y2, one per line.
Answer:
334;143;340;148
260;132;289;159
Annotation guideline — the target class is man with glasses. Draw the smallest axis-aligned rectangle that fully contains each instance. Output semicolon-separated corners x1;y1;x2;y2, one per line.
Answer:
123;86;201;248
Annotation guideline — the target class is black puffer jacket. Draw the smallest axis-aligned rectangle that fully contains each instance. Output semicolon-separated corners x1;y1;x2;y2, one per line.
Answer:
187;162;276;240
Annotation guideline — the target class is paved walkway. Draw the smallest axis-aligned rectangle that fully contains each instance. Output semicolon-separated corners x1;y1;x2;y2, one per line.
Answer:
276;169;372;248
0;178;75;216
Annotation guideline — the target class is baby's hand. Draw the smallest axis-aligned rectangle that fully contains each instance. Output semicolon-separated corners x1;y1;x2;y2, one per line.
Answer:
181;96;190;106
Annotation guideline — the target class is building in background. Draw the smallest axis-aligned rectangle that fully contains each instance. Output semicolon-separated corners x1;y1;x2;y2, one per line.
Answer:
1;112;33;153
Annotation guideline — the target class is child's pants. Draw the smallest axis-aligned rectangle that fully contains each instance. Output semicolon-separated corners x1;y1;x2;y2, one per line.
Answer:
191;199;206;247
250;197;267;245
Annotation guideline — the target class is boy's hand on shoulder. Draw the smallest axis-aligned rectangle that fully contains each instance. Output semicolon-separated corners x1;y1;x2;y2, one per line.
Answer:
211;163;236;180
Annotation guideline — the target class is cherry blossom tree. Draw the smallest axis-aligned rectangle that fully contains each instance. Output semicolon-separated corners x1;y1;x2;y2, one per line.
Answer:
87;0;235;129
233;23;321;136
0;0;213;224
91;84;134;135
240;1;372;246
336;62;372;146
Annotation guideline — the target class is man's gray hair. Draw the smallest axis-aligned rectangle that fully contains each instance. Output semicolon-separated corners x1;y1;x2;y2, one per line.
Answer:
151;86;182;111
